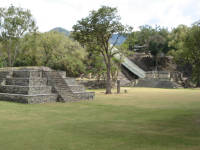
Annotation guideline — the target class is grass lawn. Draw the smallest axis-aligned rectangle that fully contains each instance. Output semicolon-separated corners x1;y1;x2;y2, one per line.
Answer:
0;88;200;150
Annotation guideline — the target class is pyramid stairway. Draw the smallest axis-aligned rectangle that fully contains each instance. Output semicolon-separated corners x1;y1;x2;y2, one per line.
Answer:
44;71;94;102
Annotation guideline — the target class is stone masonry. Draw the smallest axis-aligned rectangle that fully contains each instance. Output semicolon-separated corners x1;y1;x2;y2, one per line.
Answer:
0;67;95;104
135;71;183;88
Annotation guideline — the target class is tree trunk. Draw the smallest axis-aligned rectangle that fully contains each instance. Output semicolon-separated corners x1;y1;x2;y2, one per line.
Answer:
196;72;200;87
7;40;12;67
196;80;200;87
155;56;158;71
105;57;112;94
117;80;120;94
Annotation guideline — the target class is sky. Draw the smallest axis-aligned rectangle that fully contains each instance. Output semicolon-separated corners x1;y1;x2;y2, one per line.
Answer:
0;0;200;32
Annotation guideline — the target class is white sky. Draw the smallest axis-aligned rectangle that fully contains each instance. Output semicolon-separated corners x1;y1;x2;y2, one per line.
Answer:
0;0;200;32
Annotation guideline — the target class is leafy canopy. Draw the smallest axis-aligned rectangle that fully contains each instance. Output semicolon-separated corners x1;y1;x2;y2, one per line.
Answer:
72;6;130;94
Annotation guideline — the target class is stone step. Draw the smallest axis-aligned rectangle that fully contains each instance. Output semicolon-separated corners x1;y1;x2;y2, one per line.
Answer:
6;78;47;86
0;93;58;104
57;92;94;102
135;79;183;88
44;71;95;102
0;85;52;95
65;78;78;85
73;92;95;100
0;71;10;77
13;71;42;78
68;85;85;92
0;71;10;83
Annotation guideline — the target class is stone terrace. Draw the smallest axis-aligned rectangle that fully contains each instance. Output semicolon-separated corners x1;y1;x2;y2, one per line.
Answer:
0;67;95;104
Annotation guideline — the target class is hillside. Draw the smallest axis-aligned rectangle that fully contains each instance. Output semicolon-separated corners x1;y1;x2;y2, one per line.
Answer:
50;27;70;36
50;27;126;45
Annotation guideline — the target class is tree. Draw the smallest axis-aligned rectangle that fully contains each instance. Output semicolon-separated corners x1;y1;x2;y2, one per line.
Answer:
16;31;87;77
168;25;189;53
182;25;200;86
121;32;136;51
40;31;87;76
0;5;37;66
169;24;200;86
167;25;192;77
134;25;155;52
124;25;170;70
14;32;40;66
72;6;130;94
148;33;166;70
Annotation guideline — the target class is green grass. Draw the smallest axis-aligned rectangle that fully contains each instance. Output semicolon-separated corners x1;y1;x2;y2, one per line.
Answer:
0;88;200;150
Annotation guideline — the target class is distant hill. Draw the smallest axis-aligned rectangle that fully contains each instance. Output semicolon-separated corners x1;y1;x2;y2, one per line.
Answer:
109;34;126;45
50;27;126;45
50;27;70;36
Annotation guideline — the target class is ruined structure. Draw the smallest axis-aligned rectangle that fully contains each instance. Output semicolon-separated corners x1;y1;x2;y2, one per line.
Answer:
0;67;94;104
135;71;183;88
113;47;183;88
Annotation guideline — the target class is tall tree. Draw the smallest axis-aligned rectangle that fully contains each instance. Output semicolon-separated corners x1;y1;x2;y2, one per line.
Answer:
182;25;200;86
168;25;189;53
169;24;200;86
148;33;166;70
72;6;130;94
0;5;37;66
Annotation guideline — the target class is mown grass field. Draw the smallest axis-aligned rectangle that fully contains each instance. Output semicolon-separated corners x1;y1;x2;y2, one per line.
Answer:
0;88;200;150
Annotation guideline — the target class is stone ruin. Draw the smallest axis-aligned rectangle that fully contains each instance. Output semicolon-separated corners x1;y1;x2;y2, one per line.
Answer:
135;71;184;88
0;67;95;104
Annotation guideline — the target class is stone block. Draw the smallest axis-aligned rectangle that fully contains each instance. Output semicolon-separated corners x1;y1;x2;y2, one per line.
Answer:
13;70;42;78
0;85;52;95
6;78;47;86
0;93;57;104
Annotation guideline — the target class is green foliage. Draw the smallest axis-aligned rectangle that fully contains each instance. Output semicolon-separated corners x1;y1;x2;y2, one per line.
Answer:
124;25;170;55
168;25;189;53
121;32;136;51
0;5;86;76
72;6;130;93
182;25;200;86
168;25;200;86
0;5;37;66
15;31;87;77
124;25;170;70
14;32;40;66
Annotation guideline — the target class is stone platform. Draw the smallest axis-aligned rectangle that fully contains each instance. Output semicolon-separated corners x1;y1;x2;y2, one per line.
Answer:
0;67;95;104
135;71;183;88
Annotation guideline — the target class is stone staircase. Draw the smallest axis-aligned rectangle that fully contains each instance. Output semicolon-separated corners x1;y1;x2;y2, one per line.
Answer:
0;70;57;104
65;77;86;92
44;71;94;102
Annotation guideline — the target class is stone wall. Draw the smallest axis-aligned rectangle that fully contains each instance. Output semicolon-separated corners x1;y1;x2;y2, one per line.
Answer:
145;71;183;81
145;71;170;79
135;78;182;88
77;80;106;89
0;69;57;104
135;71;183;88
6;78;47;86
